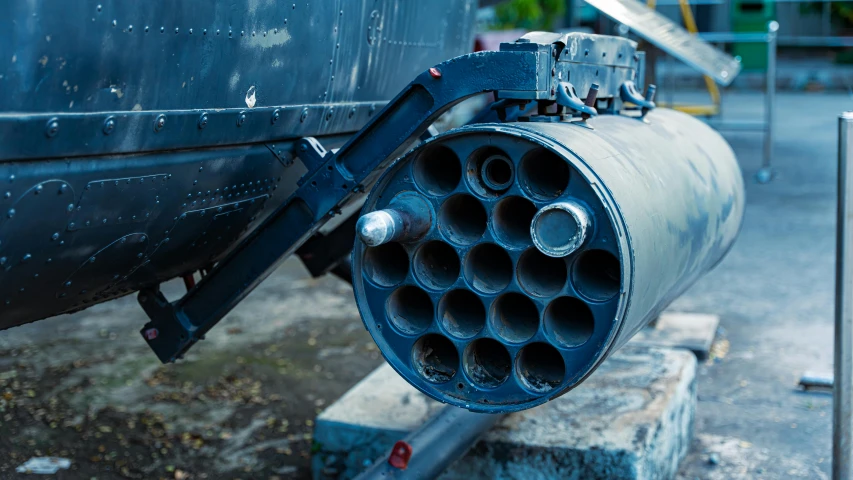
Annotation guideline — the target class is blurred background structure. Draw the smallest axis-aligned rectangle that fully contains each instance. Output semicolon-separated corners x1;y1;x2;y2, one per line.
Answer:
479;0;853;87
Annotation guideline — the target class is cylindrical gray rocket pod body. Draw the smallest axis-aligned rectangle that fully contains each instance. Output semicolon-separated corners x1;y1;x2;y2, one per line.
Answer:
352;108;745;412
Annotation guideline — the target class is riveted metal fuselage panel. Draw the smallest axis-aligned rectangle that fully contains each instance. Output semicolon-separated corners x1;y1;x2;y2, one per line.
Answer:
0;0;477;328
0;0;477;160
0;144;303;328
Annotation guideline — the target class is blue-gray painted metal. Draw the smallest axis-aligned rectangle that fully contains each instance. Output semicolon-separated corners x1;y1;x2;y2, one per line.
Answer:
0;1;477;160
136;32;641;363
351;110;744;412
0;0;477;331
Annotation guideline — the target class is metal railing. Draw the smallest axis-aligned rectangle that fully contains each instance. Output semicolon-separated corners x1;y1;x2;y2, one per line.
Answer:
659;21;778;182
635;0;853;47
701;22;778;183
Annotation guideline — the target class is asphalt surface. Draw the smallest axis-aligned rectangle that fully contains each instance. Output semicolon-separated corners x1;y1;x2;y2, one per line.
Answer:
673;91;841;479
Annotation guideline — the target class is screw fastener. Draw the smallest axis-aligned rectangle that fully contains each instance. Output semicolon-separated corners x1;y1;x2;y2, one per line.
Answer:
102;116;116;135
45;118;60;138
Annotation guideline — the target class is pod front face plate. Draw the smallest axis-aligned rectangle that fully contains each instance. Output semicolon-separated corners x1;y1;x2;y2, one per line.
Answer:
352;126;627;412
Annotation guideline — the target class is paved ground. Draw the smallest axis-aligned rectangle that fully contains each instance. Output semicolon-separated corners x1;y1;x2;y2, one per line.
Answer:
0;91;843;479
672;91;839;479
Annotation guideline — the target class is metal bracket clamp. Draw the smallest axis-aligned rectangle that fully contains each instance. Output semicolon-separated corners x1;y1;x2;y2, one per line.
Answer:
619;80;657;117
136;46;558;363
296;137;330;174
556;82;597;118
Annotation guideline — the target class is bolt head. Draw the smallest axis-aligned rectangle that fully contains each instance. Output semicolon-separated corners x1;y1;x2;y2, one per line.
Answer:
429;67;442;78
45;118;60;138
103;117;116;135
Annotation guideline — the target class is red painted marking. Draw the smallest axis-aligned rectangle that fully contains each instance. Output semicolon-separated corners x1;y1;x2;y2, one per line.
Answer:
387;440;413;469
143;328;159;341
182;273;196;290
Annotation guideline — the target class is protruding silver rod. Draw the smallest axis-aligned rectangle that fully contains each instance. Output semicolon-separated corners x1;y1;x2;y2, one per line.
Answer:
356;194;433;247
357;210;405;246
530;201;591;258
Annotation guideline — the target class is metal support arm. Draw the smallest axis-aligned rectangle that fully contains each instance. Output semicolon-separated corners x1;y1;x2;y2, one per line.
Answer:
138;48;555;363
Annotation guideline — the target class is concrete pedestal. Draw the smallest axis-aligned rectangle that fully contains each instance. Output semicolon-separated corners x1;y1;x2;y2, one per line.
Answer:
312;346;696;480
633;312;720;360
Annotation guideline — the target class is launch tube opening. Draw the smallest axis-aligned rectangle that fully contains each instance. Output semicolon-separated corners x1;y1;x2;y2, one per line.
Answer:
490;292;539;343
413;240;460;290
363;243;409;287
466;147;513;197
544;296;594;347
481;154;514;191
516;343;566;393
439;289;486;339
439;194;487;245
572;249;621;302
412;146;461;196
464;338;512;388
387;286;434;334
492;196;537;248
412;334;458;384
518;149;570;200
517;248;568;297
531;201;591;258
464;243;513;294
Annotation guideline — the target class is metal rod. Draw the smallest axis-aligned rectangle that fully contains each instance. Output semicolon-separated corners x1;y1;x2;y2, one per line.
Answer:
355;406;503;480
834;112;853;480
764;21;778;171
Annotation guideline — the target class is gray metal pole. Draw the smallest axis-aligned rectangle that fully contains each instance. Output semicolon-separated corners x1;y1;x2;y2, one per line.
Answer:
757;21;778;184
834;112;853;480
355;406;502;480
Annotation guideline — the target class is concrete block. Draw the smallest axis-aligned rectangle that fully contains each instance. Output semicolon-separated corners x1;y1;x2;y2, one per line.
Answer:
312;346;696;480
632;312;720;360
